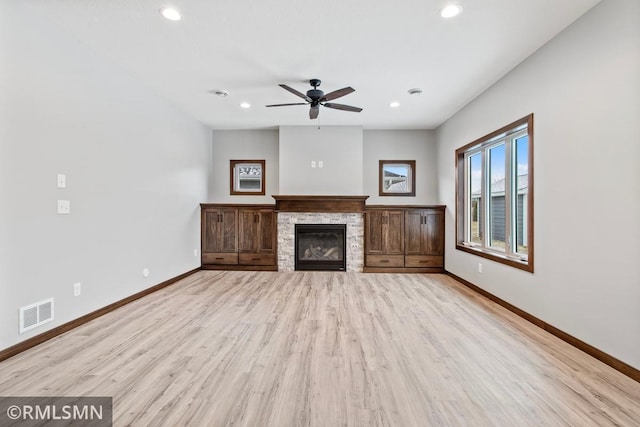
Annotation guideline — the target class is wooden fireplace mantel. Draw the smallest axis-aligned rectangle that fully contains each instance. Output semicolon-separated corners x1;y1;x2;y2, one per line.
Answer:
272;195;369;213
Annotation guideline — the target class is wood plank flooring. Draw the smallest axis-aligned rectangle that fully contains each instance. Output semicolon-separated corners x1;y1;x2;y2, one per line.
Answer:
0;271;638;426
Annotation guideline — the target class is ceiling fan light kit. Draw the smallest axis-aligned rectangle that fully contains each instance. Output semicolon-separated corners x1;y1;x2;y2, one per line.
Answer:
266;79;363;120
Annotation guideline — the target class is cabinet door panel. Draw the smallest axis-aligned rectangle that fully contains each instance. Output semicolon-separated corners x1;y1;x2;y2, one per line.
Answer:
258;210;276;253
424;211;444;255
404;210;423;255
366;211;385;254
386;211;405;254
202;211;220;252
238;210;259;252
220;209;238;252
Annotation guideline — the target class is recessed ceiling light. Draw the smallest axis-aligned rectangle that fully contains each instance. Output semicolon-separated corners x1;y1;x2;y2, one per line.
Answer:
240;102;251;109
160;7;181;21
390;101;400;108
440;4;463;18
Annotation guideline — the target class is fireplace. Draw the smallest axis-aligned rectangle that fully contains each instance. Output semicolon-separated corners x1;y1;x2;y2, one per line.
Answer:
295;224;347;271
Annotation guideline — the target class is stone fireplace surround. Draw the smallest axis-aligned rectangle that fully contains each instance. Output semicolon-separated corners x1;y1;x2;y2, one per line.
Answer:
273;196;368;272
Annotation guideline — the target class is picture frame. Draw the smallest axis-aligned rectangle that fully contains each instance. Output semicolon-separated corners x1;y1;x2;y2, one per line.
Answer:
379;160;415;196
230;160;265;195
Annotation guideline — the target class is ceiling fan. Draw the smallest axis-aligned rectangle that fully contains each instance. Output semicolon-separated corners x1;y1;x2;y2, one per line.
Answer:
266;79;363;120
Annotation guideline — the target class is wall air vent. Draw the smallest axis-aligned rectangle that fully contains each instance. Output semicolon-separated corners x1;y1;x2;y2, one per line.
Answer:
19;298;54;333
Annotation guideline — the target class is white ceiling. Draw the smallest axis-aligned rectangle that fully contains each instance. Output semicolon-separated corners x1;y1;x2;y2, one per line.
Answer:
24;0;600;130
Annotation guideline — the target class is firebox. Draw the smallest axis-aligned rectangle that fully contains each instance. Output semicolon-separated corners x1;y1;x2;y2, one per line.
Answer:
295;224;347;271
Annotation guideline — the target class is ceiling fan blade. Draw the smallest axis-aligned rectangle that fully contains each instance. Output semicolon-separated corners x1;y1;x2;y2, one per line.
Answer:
323;102;363;113
309;106;319;119
266;102;308;107
279;84;311;101
322;87;355;101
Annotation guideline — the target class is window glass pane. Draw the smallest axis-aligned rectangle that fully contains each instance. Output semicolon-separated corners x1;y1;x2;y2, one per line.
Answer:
488;143;506;251
382;164;411;193
235;163;263;192
515;135;529;255
468;153;482;244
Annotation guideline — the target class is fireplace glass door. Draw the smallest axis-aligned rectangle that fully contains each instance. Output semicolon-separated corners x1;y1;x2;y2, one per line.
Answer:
295;224;347;271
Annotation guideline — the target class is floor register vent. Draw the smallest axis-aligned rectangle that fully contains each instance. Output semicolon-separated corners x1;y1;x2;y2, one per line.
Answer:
19;298;54;333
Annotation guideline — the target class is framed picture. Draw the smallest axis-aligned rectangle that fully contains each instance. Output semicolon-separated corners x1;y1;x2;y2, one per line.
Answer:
230;160;265;195
379;160;415;196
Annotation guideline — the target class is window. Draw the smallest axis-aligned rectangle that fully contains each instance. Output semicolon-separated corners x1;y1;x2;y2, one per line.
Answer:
379;160;416;196
455;114;534;272
230;160;265;195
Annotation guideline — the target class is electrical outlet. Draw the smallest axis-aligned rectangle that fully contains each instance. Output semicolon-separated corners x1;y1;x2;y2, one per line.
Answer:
143;268;149;278
194;249;198;257
57;200;70;214
318;160;324;168
73;282;81;296
478;263;483;273
311;161;316;168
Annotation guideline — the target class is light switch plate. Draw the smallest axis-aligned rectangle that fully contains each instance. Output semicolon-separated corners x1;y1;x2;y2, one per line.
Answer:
57;174;66;189
311;161;317;168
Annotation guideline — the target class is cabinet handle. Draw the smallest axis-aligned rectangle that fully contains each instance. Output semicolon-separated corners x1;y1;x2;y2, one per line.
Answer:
252;257;260;261
215;257;224;260
380;259;390;263
419;260;429;264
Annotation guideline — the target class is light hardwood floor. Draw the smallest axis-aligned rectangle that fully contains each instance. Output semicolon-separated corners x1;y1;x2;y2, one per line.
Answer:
1;271;638;426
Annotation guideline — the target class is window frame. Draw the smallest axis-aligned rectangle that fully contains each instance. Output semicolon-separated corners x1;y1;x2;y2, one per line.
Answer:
230;159;265;196
455;114;534;272
379;160;416;197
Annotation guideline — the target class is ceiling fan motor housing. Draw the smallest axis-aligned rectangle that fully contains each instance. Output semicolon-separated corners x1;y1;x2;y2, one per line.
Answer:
307;89;324;101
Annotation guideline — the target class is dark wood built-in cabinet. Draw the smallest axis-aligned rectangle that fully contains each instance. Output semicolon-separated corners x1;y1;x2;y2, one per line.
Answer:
365;210;405;268
201;204;276;270
364;206;445;273
238;209;277;266
202;202;444;273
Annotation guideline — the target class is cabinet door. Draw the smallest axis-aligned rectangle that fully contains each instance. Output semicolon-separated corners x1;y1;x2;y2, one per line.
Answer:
238;210;259;252
385;211;405;254
423;210;444;255
365;210;385;254
239;209;276;253
404;210;424;255
405;209;444;255
257;209;276;253
202;208;237;253
366;210;404;255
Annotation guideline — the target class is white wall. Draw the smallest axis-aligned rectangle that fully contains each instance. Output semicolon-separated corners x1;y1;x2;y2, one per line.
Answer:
210;130;279;204
363;130;438;205
436;0;640;369
0;2;211;350
209;128;437;203
279;126;363;195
